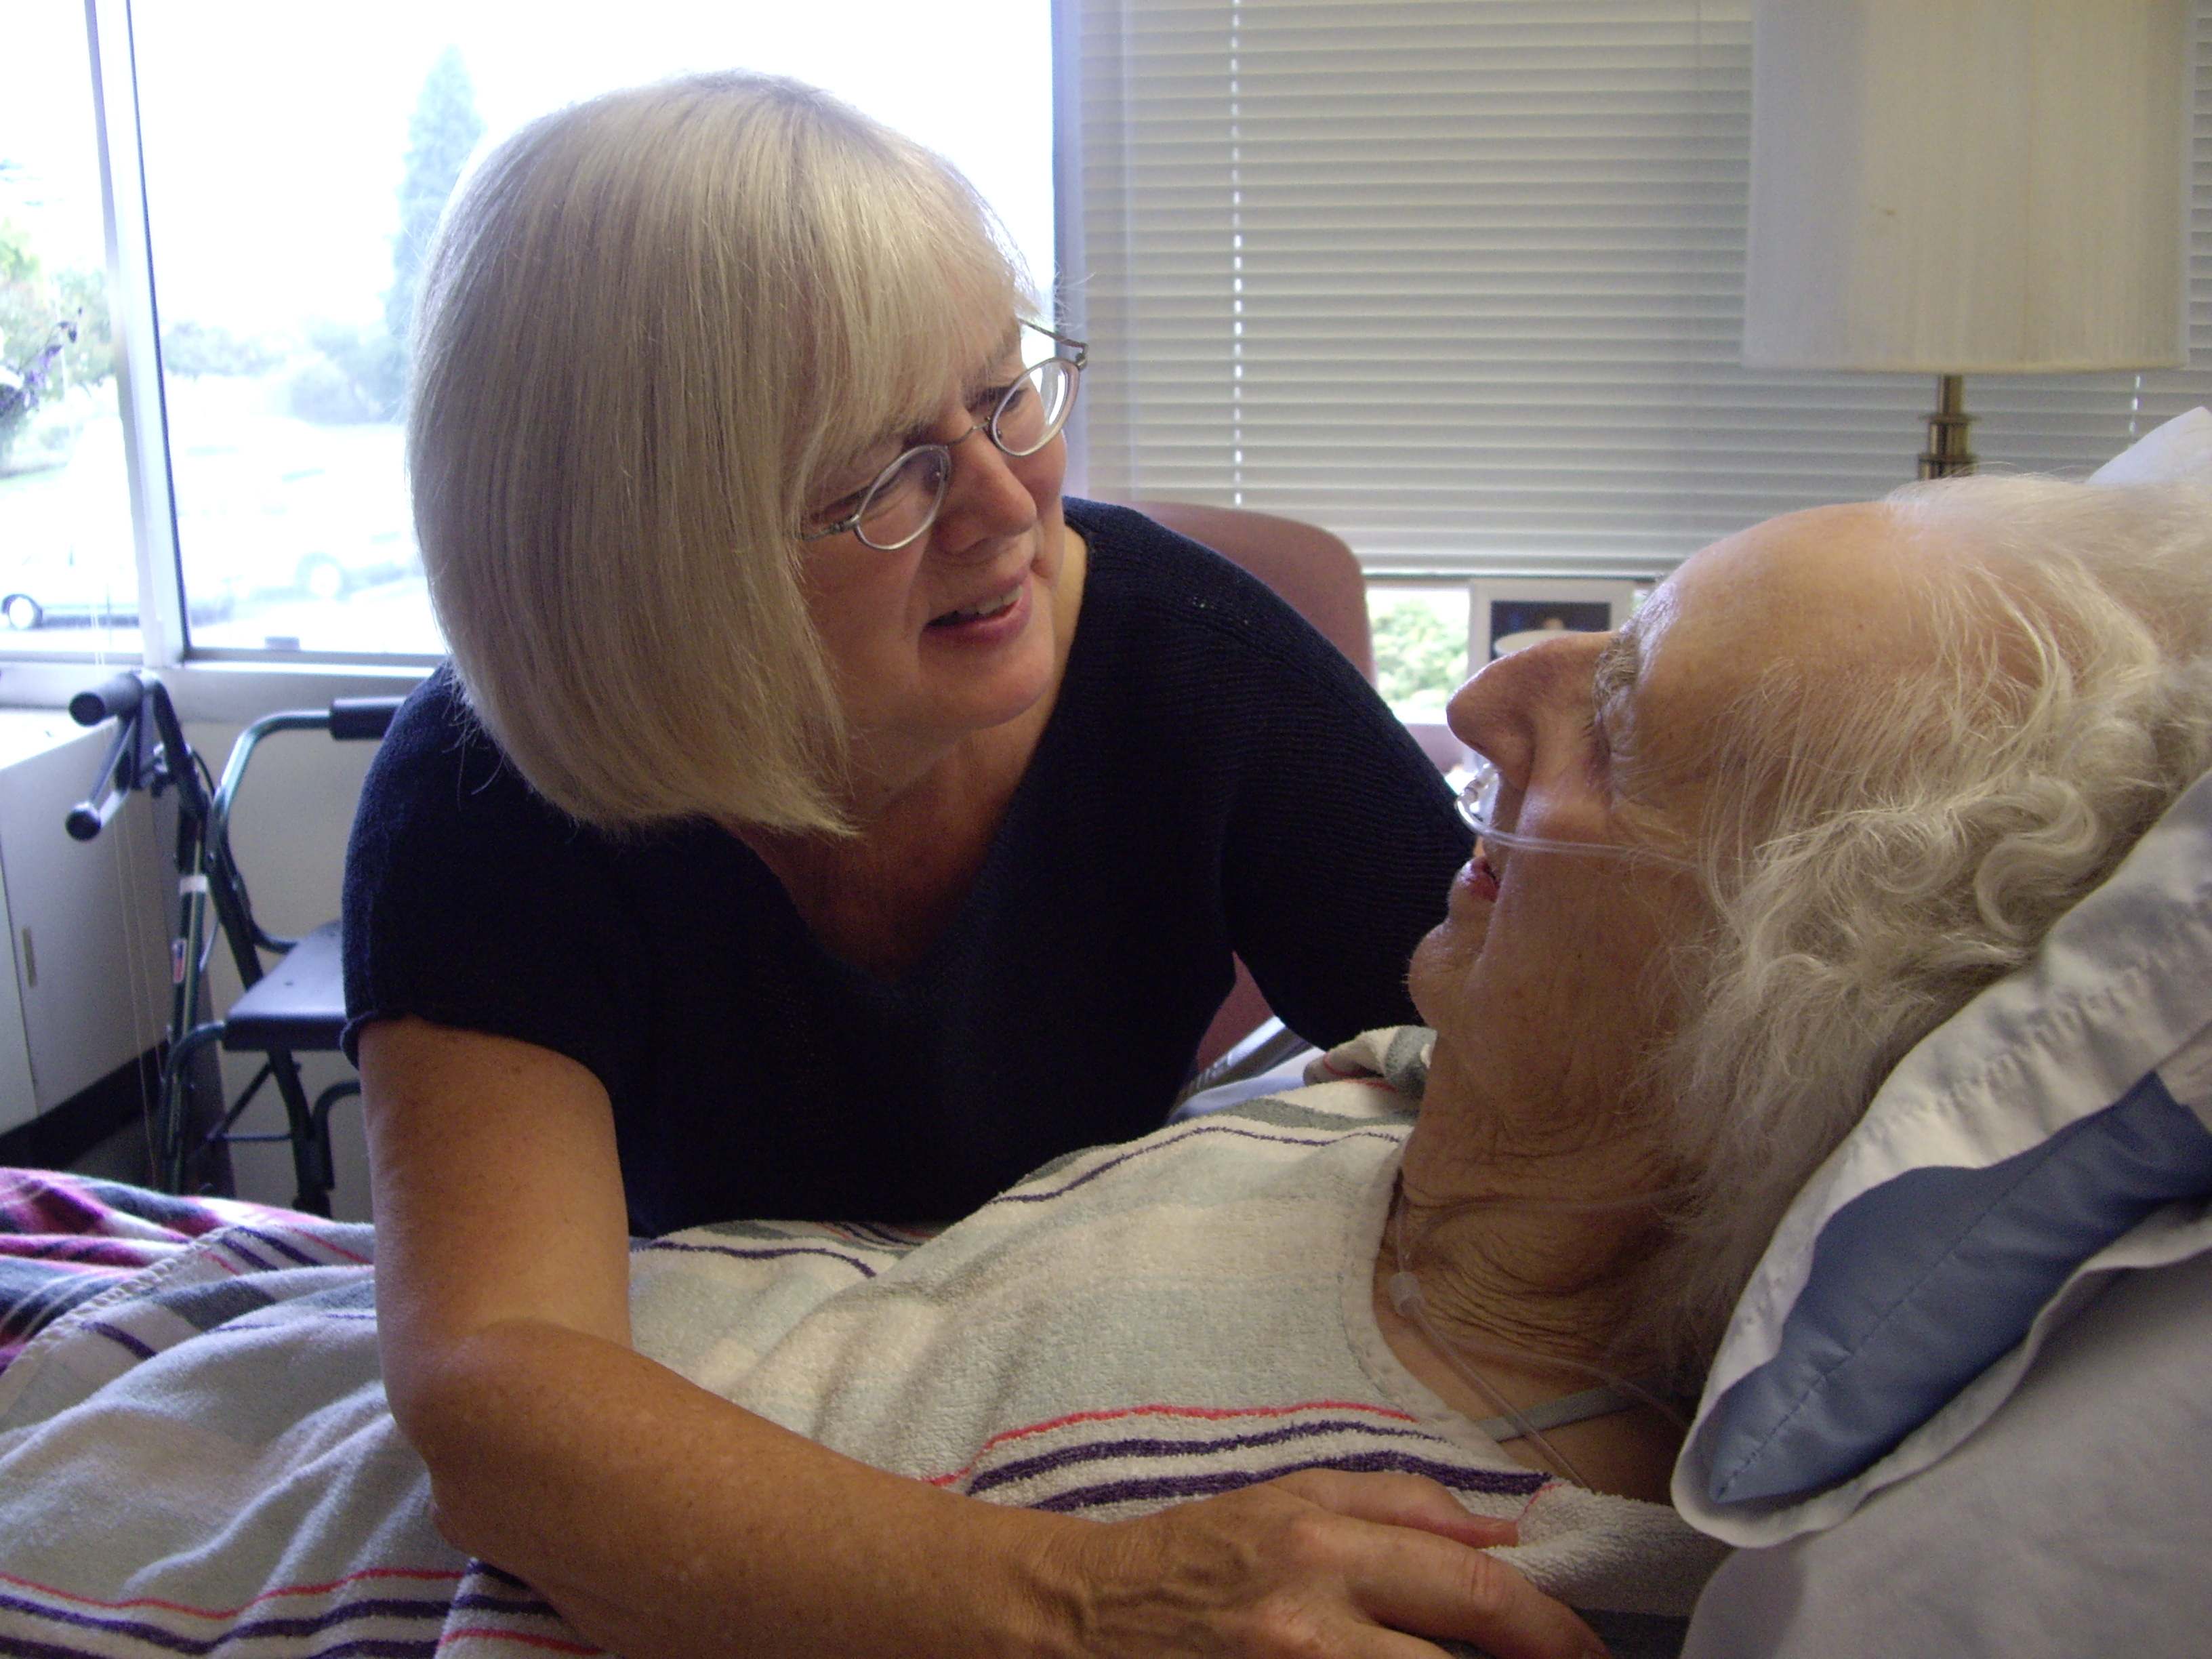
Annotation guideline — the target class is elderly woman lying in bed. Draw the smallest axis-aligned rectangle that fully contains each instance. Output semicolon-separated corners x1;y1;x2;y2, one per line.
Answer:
3;459;2210;1659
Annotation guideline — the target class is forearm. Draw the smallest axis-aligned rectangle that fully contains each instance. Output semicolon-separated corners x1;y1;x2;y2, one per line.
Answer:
394;1318;1082;1659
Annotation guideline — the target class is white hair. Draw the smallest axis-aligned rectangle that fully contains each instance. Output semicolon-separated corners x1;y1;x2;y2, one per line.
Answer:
408;73;1028;834
1626;470;2212;1387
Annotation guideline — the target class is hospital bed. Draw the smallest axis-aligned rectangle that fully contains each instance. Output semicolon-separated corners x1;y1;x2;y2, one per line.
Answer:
3;751;2205;1656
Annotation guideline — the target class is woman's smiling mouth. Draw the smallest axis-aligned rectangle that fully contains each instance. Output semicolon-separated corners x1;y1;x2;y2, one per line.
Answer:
928;581;1024;628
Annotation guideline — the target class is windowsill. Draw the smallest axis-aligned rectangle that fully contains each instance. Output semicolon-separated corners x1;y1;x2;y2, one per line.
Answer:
0;655;432;725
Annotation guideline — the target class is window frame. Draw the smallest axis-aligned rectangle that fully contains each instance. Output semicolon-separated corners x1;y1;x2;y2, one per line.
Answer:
0;0;432;720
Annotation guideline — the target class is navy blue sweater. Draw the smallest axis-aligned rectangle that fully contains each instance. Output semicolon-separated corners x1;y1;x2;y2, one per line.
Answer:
342;500;1471;1232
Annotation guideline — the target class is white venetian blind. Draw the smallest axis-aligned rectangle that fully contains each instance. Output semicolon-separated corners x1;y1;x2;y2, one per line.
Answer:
1069;0;2212;577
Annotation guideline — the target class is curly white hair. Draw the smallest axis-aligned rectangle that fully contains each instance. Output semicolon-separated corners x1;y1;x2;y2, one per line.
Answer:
1627;469;2212;1387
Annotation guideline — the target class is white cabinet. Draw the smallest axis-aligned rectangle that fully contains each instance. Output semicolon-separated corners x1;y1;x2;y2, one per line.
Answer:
0;710;172;1136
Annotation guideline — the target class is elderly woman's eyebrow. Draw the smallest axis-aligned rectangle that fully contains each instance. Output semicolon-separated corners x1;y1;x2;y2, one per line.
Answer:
1593;631;1641;704
844;330;1029;464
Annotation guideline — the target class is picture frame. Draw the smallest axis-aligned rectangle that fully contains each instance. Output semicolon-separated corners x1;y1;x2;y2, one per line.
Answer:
1466;577;1648;663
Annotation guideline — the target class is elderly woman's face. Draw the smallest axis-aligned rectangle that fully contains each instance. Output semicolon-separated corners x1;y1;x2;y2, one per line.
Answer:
798;331;1075;763
1408;502;1929;1117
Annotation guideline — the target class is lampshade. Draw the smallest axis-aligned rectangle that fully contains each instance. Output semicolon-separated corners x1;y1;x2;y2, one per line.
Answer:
1743;0;2191;374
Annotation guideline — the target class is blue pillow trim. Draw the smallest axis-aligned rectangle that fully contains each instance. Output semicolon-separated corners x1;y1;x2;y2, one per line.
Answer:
1705;1068;2212;1504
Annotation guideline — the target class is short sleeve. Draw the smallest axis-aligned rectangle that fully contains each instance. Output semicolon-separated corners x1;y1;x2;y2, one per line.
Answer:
340;670;651;1101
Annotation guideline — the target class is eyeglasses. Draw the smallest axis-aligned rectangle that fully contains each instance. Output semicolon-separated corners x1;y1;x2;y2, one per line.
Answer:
798;325;1088;552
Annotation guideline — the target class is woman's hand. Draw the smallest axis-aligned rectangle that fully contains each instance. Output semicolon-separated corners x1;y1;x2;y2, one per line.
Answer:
1044;1469;1608;1658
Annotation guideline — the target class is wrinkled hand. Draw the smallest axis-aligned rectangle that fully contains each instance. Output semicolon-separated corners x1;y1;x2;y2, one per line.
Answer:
1046;1468;1608;1658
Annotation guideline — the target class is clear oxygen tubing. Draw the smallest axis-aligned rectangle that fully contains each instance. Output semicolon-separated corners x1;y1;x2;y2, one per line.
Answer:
1387;1176;1694;1490
1456;754;1694;870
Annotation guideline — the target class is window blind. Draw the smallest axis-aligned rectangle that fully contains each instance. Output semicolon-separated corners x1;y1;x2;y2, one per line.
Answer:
1069;0;2212;577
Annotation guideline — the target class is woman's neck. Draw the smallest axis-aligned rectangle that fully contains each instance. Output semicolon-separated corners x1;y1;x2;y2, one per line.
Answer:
1387;1169;1660;1379
1391;1036;1682;1368
737;743;1028;977
1372;1071;1690;1498
1372;1178;1686;1502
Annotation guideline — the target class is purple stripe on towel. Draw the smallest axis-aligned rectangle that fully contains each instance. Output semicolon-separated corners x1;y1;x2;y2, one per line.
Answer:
993;1122;1405;1206
633;1240;878;1278
224;1224;323;1268
451;1586;563;1621
1023;1451;1548;1513
966;1416;1501;1496
0;1586;455;1657
81;1319;157;1361
212;1233;281;1273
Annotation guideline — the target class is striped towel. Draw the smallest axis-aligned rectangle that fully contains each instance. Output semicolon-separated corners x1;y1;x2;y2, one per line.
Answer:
0;1167;308;1374
0;1029;1723;1657
632;1028;1723;1626
0;1186;586;1657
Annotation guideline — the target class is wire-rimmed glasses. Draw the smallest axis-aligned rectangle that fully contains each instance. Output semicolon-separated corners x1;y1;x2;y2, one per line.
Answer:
799;325;1087;552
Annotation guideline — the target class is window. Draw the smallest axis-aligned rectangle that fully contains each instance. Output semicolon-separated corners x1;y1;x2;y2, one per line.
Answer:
1369;583;1469;725
1071;0;2212;588
1;1;1055;678
0;4;136;653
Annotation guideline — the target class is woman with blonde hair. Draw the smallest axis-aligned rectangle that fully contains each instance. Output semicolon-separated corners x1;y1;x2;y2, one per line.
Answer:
340;70;1523;1659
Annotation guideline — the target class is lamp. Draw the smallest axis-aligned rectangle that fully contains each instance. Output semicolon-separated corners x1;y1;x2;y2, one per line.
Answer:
1742;0;2191;478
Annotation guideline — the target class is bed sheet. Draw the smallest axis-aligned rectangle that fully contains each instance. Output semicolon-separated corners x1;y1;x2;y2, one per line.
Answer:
0;1166;312;1376
0;1166;586;1658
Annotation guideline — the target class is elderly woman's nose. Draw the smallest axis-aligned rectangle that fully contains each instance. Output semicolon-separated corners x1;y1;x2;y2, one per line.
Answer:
1446;655;1529;773
1446;630;1611;772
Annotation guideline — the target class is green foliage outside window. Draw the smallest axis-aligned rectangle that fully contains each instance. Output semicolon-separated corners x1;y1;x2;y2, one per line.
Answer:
1371;594;1469;711
0;202;113;475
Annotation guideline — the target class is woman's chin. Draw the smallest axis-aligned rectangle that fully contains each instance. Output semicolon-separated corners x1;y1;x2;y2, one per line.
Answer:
1406;918;1484;1030
899;590;1063;737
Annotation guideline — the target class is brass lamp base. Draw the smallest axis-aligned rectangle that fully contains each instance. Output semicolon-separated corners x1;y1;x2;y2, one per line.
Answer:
1919;373;1976;478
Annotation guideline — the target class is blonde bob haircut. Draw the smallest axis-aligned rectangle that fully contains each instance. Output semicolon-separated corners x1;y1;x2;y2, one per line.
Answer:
408;72;1029;834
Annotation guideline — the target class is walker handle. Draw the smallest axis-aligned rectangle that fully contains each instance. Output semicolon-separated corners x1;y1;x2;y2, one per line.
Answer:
69;672;145;728
329;697;405;742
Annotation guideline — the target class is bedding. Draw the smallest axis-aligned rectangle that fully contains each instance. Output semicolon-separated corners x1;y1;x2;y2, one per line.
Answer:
0;1168;308;1374
1681;1244;2212;1658
1675;771;2212;1537
0;1033;1723;1659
